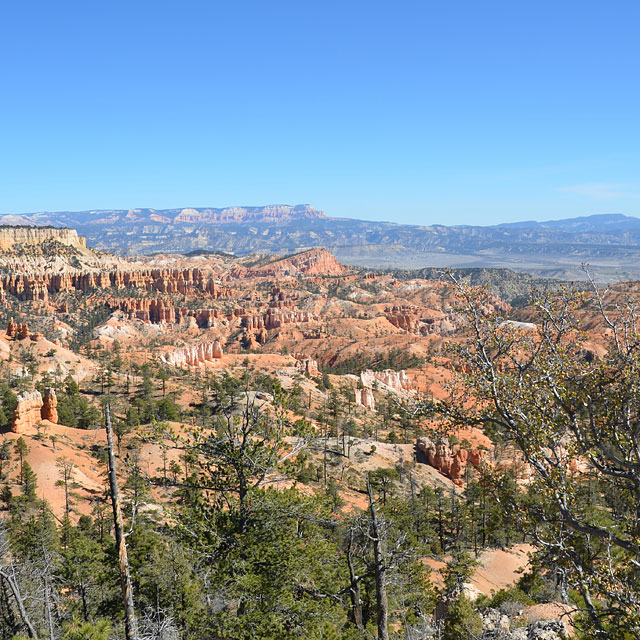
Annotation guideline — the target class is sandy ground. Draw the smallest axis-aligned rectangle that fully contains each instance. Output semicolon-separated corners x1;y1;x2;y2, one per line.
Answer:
2;421;107;518
426;543;535;596
472;544;535;594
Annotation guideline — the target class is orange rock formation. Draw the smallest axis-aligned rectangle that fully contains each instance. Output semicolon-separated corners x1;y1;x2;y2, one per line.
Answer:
295;357;319;377
11;388;59;433
0;267;230;302
41;387;58;423
245;249;346;277
416;436;484;485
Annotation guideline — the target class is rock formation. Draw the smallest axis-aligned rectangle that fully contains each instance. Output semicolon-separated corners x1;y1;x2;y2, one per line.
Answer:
268;286;298;309
0;226;87;252
12;391;43;433
385;306;455;335
17;322;29;340
355;387;376;411
6;318;16;338
11;388;60;433
295;357;319;377
162;340;224;367
360;369;412;392
105;299;227;326
245;248;346;277
41;388;58;423
241;308;314;331
0;267;231;302
242;331;259;350
264;308;314;329
416;436;484;485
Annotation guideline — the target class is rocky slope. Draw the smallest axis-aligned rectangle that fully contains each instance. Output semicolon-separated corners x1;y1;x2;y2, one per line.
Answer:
244;248;346;277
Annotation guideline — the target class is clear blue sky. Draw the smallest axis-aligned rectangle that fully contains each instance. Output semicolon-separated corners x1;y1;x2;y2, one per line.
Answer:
1;1;639;225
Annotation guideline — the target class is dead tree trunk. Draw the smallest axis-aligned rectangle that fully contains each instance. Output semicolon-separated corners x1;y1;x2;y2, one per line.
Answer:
0;568;37;638
106;404;138;640
346;528;363;630
367;475;389;640
44;575;55;640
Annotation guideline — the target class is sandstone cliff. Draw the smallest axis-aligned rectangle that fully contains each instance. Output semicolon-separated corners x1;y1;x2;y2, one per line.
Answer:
0;226;87;252
355;387;376;410
360;369;412;392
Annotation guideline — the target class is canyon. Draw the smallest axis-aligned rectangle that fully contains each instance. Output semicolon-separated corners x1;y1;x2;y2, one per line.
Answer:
0;222;621;639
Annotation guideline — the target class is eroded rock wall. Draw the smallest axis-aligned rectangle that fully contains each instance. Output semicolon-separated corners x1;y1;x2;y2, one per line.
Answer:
416;436;484;485
0;226;86;252
360;369;412;392
162;340;224;367
0;268;231;301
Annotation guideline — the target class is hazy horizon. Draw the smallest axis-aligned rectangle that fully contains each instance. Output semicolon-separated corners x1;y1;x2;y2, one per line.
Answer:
2;206;637;229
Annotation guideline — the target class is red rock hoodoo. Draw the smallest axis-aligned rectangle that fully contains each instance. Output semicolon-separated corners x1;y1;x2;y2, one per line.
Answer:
12;391;42;433
11;388;60;433
416;436;484;486
42;388;58;423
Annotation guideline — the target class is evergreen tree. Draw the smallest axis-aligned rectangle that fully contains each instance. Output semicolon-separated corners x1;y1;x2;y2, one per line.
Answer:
441;595;482;640
13;438;28;483
20;462;38;501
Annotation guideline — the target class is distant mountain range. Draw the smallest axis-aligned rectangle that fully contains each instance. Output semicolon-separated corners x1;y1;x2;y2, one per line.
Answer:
2;206;640;281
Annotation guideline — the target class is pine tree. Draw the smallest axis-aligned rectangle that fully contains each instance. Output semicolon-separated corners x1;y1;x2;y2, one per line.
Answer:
442;595;482;640
20;462;38;501
13;437;29;483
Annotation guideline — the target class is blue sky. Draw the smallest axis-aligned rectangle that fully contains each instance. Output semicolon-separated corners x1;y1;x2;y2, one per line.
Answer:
1;1;638;225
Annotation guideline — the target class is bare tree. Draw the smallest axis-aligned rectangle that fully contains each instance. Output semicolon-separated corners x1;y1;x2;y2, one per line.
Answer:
56;456;77;517
367;474;389;640
106;403;138;640
345;526;364;630
413;271;640;636
0;523;37;638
